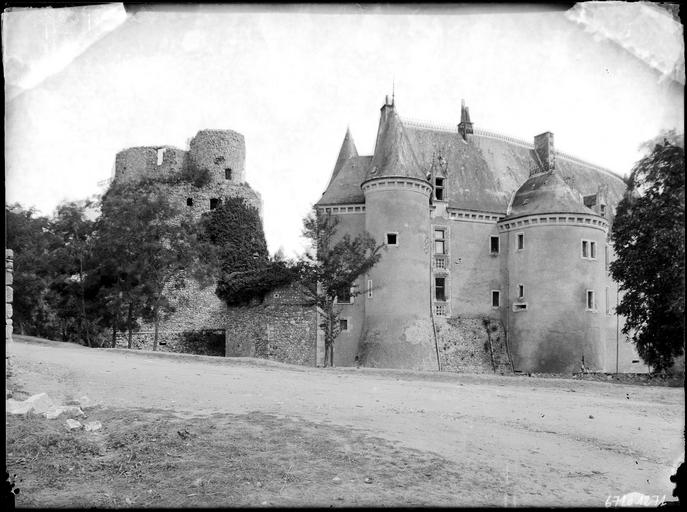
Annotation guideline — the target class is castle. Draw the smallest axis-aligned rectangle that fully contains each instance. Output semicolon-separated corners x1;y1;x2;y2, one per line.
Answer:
316;97;648;374
111;129;262;351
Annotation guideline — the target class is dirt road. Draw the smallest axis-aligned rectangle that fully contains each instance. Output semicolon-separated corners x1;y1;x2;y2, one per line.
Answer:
7;336;684;506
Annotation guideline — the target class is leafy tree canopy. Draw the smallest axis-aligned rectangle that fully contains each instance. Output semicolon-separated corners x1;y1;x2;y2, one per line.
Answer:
610;135;685;372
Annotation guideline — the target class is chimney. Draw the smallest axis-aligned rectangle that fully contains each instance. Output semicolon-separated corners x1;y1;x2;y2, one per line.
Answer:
534;132;555;171
458;99;473;141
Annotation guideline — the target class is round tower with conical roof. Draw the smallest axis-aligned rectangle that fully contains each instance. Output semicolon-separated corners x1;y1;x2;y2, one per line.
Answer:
497;168;609;373
357;97;438;370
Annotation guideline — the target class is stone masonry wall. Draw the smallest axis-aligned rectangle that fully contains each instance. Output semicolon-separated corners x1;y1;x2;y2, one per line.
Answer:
226;283;318;366
435;315;510;373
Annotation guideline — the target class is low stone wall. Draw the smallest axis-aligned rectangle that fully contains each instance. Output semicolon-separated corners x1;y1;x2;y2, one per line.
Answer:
435;315;510;374
226;283;318;366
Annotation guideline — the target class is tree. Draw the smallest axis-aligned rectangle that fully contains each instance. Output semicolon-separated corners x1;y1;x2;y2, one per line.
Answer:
45;200;97;345
5;204;56;337
301;208;383;367
610;136;685;372
90;179;213;348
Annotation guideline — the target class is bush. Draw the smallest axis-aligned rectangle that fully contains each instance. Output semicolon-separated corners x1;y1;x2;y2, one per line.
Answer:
177;330;226;357
216;261;301;306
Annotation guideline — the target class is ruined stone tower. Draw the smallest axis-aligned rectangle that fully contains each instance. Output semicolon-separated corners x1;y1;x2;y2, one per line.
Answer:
110;129;261;352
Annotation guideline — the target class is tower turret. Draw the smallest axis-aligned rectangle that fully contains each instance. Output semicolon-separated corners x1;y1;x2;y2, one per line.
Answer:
458;99;474;141
498;169;608;373
327;127;358;189
358;99;437;370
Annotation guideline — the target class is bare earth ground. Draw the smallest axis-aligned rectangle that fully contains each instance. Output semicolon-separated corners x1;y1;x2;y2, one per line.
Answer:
5;335;685;507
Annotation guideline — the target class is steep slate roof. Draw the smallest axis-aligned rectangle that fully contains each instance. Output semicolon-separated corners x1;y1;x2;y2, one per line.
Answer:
328;128;358;189
365;105;426;181
505;170;595;219
317;156;372;205
317;107;627;215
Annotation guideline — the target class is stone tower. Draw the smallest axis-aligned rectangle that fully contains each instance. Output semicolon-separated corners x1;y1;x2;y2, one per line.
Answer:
357;97;438;370
499;167;608;373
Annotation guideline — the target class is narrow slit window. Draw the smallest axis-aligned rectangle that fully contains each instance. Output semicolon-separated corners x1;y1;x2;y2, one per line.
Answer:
367;280;373;299
582;240;589;258
435;277;446;301
492;290;501;308
517;233;524;251
490;236;500;254
434;228;446;254
386;233;398;246
518;284;524;299
586;290;596;310
590;241;597;259
434;177;445;201
225;168;232;180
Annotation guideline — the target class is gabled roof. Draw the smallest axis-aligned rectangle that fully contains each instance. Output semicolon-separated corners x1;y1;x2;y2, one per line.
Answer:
365;105;426;182
505;170;596;219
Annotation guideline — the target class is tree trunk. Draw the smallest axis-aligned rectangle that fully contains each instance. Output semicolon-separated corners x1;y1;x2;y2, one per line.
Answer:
153;303;159;351
127;302;133;349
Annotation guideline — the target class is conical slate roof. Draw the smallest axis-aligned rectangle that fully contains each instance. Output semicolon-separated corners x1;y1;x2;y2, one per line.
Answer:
505;170;596;219
328;127;358;187
365;105;426;181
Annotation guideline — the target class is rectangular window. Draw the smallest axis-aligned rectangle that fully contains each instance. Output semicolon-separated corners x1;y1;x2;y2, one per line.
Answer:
186;197;193;207
512;303;527;312
517;233;524;251
225;168;232;180
492;290;500;308
434;228;446;254
339;318;349;332
435;177;445;201
435;277;446;301
586;290;596;311
386;233;398;246
336;285;353;304
490;236;500;254
517;284;524;299
367;280;372;299
582;239;597;260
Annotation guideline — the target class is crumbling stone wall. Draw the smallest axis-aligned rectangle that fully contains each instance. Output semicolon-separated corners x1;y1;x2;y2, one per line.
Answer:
435;315;510;373
226;283;318;366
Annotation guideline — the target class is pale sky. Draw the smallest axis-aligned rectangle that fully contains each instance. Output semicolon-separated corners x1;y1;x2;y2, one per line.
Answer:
4;3;684;256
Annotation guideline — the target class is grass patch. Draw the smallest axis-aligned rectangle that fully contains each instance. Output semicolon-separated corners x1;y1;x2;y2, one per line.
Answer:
6;407;490;507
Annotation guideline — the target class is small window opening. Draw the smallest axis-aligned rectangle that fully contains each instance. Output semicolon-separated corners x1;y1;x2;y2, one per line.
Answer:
339;318;349;332
492;290;501;308
225;168;232;180
367;280;373;299
386;233;398;246
186;197;193;207
600;204;606;216
490;236;500;254
210;198;220;210
582;240;589;258
590;241;596;259
518;284;525;299
513;303;528;311
434;177;445;201
517;233;524;250
435;277;446;301
632;359;640;364
434;228;446;254
159;340;166;346
586;290;596;310
336;285;352;304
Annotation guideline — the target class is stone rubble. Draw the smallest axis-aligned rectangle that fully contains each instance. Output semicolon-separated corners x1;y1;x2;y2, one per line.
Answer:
84;421;102;432
65;419;82;430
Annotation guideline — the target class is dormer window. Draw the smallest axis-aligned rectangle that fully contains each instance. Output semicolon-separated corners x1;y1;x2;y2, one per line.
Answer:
600;204;606;216
434;177;445;201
